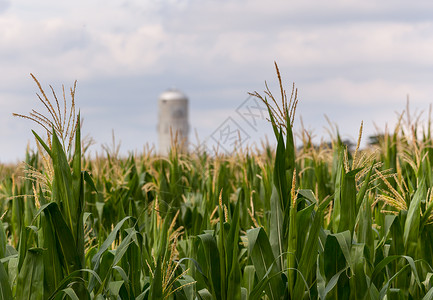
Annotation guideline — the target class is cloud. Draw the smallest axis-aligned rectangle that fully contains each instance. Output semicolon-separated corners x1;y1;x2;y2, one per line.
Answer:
0;0;9;13
2;0;433;84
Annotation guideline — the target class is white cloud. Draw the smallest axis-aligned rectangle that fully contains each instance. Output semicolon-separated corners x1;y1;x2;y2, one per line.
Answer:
302;78;428;105
0;0;9;13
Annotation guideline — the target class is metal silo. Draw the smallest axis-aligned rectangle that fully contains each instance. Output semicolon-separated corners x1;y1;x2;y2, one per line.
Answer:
158;89;189;155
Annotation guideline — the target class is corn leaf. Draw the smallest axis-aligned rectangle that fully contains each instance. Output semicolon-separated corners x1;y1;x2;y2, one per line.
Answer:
247;227;284;300
16;248;44;300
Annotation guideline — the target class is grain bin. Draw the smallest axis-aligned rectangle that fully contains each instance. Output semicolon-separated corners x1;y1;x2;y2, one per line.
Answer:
158;89;189;155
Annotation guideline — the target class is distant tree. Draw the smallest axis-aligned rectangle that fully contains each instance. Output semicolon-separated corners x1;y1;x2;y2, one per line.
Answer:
368;134;385;146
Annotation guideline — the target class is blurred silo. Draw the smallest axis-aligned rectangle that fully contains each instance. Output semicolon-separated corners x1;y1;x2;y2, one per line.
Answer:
158;89;189;155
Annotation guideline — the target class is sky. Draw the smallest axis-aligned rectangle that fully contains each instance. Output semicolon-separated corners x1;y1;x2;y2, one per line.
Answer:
1;0;433;162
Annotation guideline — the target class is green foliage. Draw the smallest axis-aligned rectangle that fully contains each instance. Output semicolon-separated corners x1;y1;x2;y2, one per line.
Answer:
2;67;433;299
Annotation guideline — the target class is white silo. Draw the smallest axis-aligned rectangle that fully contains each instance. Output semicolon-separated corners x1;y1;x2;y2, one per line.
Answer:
158;89;189;155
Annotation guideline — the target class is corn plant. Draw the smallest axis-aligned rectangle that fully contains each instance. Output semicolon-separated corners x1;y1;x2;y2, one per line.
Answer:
2;66;433;299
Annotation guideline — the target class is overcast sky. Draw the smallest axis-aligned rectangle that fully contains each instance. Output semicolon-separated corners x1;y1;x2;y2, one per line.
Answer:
1;0;433;162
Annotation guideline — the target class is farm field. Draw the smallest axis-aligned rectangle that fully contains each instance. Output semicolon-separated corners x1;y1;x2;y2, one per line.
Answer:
2;70;433;299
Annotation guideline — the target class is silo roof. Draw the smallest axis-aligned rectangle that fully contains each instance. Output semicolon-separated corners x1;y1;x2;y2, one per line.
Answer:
159;89;188;101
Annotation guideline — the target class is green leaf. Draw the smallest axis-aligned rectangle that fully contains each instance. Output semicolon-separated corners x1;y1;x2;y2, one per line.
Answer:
403;180;425;257
16;248;45;300
356;162;374;210
349;243;368;299
323;230;350;298
287;199;297;296
47;269;101;300
50;129;75;233
356;195;374;264
0;220;7;260
226;192;242;299
242;265;255;296
247;227;284;300
422;285;433;300
89;216;131;292
293;194;332;298
83;171;97;194
149;253;163;300
108;281;124;297
197;289;213;300
40;211;63;297
285;121;296;172
332;231;352;271
370;255;422;290
269;185;284;270
323;267;348;299
217;195;227;299
338;167;357;233
0;261;12;300
32;130;52;156
196;233;221;299
34;202;81;274
59;287;80;300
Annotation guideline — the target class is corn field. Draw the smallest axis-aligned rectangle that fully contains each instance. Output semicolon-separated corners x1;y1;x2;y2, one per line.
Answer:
2;67;433;299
